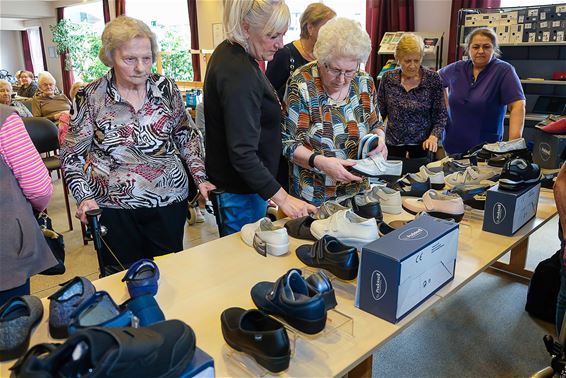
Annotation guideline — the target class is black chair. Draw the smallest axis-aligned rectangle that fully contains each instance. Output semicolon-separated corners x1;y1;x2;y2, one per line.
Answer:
22;117;74;232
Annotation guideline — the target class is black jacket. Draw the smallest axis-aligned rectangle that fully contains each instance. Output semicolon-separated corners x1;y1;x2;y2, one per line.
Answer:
204;40;282;200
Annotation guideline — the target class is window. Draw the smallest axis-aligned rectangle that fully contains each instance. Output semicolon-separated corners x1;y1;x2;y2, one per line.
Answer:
27;28;45;73
284;0;365;44
126;0;193;81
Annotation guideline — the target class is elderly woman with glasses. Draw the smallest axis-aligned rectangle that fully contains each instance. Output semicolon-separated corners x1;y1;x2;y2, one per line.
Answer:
282;17;386;205
31;71;71;122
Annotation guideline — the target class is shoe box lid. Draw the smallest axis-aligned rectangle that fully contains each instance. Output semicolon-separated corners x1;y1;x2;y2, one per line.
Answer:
355;216;459;323
180;347;214;378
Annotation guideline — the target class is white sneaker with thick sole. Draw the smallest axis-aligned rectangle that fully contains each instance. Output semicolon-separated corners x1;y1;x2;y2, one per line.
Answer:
240;217;289;256
350;154;403;178
369;186;402;214
415;166;445;190
444;166;501;188
310;209;378;249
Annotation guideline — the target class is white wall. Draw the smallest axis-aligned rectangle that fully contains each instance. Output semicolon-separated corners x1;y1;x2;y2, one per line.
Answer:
196;0;224;79
414;0;452;67
0;30;24;75
25;18;64;86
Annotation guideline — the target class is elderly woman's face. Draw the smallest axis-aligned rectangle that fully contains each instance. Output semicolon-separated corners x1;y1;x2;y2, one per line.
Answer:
319;56;359;93
40;80;56;97
469;34;495;68
398;53;422;78
112;37;152;89
0;84;12;105
245;24;286;62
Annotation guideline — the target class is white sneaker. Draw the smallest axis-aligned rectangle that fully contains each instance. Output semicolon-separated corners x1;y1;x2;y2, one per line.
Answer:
351;154;403;178
415;166;445;189
310;209;378;249
240;218;289;256
370;186;402;214
444;166;501;188
313;200;349;220
402;190;465;222
483;138;527;153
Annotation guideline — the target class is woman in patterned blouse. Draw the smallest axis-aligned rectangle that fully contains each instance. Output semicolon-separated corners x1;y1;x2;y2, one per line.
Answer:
377;33;447;159
61;16;215;275
282;18;386;206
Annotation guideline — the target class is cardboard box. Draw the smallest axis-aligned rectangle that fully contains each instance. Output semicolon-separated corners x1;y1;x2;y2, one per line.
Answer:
180;348;215;378
482;183;541;236
355;216;459;323
509;24;524;43
533;130;566;169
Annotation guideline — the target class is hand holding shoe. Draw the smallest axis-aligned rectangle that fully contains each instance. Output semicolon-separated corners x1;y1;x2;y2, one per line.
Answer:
197;181;216;201
271;188;317;219
316;156;362;183
367;131;388;159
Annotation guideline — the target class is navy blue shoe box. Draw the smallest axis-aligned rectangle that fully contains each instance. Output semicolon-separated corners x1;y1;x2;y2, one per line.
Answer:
355;216;459;323
482;183;541;236
180;347;215;378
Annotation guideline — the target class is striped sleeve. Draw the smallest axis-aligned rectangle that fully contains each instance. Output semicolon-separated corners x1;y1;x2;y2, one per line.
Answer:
0;113;53;211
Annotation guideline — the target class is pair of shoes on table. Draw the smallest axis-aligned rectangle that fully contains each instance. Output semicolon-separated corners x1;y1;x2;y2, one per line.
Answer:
444;165;501;189
296;235;359;281
10;320;196;378
350;153;403;179
0;296;43;362
310;209;378;249
499;158;542;191
241;217;289;256
402;189;465;222
486;147;532;168
477;138;528;160
338;192;383;221
388;173;431;197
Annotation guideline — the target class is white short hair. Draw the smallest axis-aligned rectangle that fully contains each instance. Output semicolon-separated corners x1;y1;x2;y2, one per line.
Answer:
38;71;56;85
0;79;12;91
223;0;290;51
314;17;371;65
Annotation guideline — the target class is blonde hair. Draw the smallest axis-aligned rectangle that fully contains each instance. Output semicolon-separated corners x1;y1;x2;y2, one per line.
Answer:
38;71;56;85
299;3;336;39
464;27;501;58
99;16;159;67
314;17;371;65
394;33;424;60
223;0;290;51
19;70;34;79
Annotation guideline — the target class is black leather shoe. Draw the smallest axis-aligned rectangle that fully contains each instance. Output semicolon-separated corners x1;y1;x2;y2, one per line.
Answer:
340;195;383;221
388;174;431;197
11;320;196;377
284;216;316;241
251;269;326;334
306;271;337;310
487;148;532;168
221;307;290;373
296;235;359;280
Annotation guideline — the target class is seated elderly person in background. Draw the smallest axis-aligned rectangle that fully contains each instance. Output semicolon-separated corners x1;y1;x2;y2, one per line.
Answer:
16;70;38;98
61;16;214;275
282;17;386;206
32;72;71;122
0;79;32;117
377;33;447;158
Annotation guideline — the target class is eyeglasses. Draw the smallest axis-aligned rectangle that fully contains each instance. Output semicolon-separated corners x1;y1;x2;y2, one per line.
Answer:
324;63;359;79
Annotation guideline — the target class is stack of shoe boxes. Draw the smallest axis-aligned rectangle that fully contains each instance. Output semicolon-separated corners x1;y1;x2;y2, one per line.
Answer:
533;130;566;169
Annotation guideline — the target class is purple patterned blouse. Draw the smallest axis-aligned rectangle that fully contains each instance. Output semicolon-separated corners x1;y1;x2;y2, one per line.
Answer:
377;67;447;146
61;70;207;209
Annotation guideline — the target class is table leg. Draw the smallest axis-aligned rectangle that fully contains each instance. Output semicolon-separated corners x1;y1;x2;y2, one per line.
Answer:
347;356;372;378
490;238;533;280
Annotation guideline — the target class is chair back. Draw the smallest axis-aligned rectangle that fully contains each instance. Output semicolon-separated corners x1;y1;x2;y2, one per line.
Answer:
21;117;59;154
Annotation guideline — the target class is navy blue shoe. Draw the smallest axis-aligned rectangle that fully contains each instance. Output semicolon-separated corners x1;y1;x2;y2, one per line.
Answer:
122;259;160;298
0;296;43;361
306;271;337;311
122;294;165;327
296;236;359;280
251;269;326;334
68;291;137;335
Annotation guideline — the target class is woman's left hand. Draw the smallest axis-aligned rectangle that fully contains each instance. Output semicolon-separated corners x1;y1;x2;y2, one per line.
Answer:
198;181;217;201
422;135;438;152
368;136;388;159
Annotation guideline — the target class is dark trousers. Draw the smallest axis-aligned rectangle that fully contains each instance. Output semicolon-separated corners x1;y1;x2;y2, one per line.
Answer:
386;143;428;159
0;279;30;307
98;199;187;275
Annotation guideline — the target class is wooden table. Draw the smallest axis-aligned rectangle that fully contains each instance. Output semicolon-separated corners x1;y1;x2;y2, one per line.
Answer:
0;192;557;377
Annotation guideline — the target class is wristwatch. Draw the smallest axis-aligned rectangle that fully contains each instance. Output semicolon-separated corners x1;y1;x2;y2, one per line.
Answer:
308;152;320;168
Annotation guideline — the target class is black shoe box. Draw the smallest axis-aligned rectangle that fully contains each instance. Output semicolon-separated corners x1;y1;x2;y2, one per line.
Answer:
533;129;566;169
482;183;541;236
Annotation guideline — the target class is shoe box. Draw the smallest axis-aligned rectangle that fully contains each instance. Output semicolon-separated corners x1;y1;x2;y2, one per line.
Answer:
180;348;215;377
482;183;541;236
355;216;459;323
533;129;566;169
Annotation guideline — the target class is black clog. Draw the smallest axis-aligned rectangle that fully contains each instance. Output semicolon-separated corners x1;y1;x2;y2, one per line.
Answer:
284;216;316;241
221;307;290;373
296;236;359;280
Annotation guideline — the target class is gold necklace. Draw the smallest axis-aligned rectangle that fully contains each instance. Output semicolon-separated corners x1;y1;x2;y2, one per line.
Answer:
299;39;315;61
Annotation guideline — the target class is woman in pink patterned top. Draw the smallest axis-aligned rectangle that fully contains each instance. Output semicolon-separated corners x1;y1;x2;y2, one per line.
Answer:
61;16;215;275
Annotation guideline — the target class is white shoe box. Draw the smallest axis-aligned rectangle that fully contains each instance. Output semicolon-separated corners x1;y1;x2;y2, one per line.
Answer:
482;183;541;236
355;216;459;323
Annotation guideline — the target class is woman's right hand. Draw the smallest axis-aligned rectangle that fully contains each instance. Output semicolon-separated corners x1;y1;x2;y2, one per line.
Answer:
76;199;100;224
316;156;362;184
271;188;317;219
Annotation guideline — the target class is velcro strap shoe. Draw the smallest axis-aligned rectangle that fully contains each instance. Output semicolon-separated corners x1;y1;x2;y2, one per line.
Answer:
310;209;379;249
241;217;289;256
296;235;359;281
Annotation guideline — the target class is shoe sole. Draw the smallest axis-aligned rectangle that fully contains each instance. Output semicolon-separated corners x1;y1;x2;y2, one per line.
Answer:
498;177;540;191
223;336;290;373
350;167;401;180
402;204;464;223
